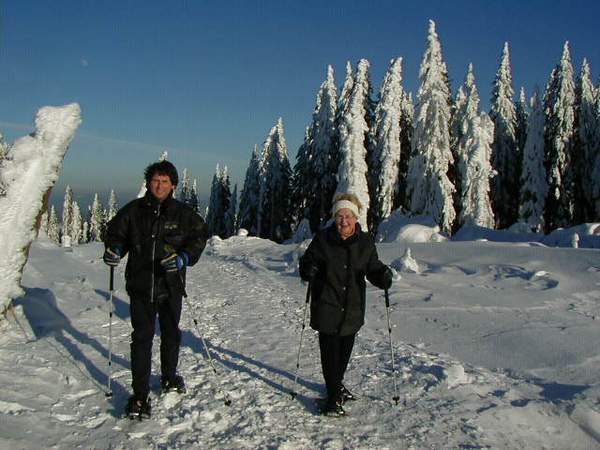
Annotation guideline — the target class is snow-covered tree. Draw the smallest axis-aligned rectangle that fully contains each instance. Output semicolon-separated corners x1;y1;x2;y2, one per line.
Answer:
238;145;262;235
455;65;495;228
292;126;313;226
47;205;60;244
107;189;118;222
370;57;404;232
61;185;73;247
591;94;600;218
309;65;339;231
406;20;455;233
81;220;90;244
258;118;293;242
179;168;190;204
71;200;83;245
206;165;231;238
335;58;374;228
490;42;519;228
89;193;105;242
189;179;199;213
395;91;414;211
519;89;547;232
515;87;529;161
576;59;600;221
224;183;238;237
0;133;9;197
544;42;576;231
337;61;355;122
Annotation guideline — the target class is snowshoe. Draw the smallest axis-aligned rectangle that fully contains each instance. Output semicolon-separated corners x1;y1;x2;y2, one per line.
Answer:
125;396;151;420
340;384;356;403
161;374;186;394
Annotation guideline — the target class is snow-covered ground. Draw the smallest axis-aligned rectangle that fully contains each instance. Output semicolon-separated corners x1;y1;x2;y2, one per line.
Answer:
2;232;600;449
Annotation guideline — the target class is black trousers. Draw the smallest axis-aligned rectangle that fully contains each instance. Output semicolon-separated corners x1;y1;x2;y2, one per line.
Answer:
318;332;356;400
129;294;182;400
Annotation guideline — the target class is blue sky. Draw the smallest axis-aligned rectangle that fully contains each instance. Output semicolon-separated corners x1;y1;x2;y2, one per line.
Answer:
1;0;599;211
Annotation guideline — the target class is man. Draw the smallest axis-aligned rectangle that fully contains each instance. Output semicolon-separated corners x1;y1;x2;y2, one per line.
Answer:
103;160;208;419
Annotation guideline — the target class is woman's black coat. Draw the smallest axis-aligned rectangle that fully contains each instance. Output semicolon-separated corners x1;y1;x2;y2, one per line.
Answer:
299;224;388;336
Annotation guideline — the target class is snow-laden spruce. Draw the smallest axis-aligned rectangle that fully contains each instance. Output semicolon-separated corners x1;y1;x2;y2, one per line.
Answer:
71;200;83;245
455;64;495;228
47;205;60;243
544;41;577;231
490;42;519;229
61;185;74;247
370;57;404;232
515;87;529;166
293;65;338;233
406;20;455;233
106;189;118;223
206;164;233;239
89;193;105;242
0;103;81;311
257;118;293;242
577;59;600;221
335;58;374;227
238;144;262;235
519;89;547;232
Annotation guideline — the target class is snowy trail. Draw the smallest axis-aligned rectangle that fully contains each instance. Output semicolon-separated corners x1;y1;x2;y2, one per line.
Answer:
1;237;600;449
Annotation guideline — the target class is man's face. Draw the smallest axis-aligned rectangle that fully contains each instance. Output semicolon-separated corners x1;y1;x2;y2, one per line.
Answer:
149;174;175;202
335;208;358;239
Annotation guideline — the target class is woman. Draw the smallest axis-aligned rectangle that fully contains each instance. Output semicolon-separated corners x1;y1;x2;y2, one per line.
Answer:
299;193;393;416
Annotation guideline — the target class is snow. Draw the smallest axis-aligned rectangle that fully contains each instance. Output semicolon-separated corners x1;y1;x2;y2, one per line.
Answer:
2;218;600;448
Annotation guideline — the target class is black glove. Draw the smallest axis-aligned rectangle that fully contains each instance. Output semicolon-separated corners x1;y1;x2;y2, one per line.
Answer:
305;264;319;281
161;252;189;273
382;266;393;290
103;247;121;266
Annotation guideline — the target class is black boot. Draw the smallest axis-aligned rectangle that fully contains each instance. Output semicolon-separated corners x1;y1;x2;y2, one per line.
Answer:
339;384;356;403
321;396;345;417
161;374;186;394
125;395;151;420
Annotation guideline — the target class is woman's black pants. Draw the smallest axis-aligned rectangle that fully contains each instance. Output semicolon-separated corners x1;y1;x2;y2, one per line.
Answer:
318;332;356;400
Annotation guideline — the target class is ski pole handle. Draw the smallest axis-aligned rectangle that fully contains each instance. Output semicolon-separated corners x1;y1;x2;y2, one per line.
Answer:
109;266;114;291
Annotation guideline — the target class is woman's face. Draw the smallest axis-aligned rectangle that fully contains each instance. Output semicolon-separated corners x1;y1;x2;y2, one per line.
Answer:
335;208;358;239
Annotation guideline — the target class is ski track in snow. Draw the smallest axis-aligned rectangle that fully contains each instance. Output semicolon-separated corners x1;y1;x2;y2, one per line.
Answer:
0;238;599;449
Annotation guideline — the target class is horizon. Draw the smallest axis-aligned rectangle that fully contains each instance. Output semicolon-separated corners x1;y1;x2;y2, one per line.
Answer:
2;1;600;208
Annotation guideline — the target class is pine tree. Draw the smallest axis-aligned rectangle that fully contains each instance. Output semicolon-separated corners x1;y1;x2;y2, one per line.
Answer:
591;94;600;218
71;201;83;245
189;179;199;213
455;65;495;228
490;42;519;228
238;145;262;234
395;91;414;211
515;87;529;162
224;183;238;237
519;89;547;232
370;57;404;232
82;220;90;243
179;168;190;204
292;126;313;227
47;205;60;244
576;59;600;220
544;42;576;231
206;165;223;237
61;185;74;246
258;118;293;242
89;193;106;242
406;20;455;233
335;58;374;228
107;189;118;222
309;65;339;231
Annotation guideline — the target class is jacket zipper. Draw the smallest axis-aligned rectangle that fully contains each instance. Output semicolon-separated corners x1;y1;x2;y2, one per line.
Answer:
150;203;160;304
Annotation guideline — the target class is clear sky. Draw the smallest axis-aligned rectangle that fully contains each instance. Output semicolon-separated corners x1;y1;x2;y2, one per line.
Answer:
1;0;599;211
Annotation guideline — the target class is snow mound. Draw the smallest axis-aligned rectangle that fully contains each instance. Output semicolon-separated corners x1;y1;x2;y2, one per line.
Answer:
376;210;444;243
392;247;420;273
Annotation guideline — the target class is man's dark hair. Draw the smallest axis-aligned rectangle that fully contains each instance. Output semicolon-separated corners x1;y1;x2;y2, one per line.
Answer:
144;160;179;186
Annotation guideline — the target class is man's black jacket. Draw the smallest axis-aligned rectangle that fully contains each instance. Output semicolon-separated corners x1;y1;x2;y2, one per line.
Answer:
105;193;208;301
299;224;388;336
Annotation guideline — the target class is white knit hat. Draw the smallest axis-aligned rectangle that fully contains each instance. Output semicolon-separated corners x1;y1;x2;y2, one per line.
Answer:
332;199;360;218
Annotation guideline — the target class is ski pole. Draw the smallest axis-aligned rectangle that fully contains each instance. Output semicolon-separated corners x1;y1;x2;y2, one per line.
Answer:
105;266;114;398
182;294;232;406
290;281;311;400
384;288;400;405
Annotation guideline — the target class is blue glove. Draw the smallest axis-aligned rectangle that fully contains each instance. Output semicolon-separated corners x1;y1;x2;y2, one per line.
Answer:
161;252;188;273
103;247;121;266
